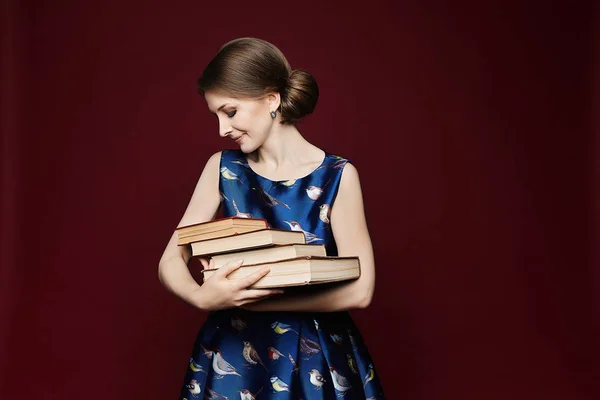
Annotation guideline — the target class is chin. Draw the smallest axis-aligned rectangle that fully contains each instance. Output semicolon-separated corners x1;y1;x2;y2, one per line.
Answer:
240;143;259;154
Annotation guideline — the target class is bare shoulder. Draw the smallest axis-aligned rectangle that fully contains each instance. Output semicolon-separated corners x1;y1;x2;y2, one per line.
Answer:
176;151;223;229
336;161;363;200
205;150;223;170
339;161;360;185
331;160;366;220
195;150;223;193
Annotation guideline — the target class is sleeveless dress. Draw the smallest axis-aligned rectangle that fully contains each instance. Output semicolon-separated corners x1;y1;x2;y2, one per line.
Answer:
180;149;385;400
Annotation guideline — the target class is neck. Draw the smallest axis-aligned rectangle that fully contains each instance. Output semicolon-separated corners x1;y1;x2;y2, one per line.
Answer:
252;124;313;168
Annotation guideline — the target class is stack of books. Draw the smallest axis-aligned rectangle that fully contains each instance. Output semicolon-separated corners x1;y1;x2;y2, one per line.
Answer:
176;217;361;289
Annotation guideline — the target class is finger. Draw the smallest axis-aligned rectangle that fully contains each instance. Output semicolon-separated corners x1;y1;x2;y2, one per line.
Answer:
215;259;244;276
199;258;209;269
235;266;271;289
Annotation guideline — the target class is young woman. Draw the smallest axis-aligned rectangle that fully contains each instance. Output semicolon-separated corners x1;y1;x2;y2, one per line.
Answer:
159;37;385;400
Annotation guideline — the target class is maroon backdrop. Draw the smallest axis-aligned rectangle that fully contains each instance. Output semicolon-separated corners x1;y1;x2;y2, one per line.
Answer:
1;1;598;399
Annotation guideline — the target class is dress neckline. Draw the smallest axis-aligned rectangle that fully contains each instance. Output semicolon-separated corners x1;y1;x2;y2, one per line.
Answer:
244;151;328;183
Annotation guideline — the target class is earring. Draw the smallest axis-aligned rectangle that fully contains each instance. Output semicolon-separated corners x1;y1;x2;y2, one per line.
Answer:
270;110;277;119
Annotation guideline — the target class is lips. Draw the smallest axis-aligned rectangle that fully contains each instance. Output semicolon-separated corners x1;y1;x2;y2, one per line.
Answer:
232;134;244;144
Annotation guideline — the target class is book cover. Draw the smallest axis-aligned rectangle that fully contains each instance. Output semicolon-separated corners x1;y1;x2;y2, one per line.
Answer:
176;216;268;231
176;217;269;245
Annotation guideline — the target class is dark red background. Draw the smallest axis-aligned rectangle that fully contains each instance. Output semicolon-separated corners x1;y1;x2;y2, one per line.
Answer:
1;1;598;399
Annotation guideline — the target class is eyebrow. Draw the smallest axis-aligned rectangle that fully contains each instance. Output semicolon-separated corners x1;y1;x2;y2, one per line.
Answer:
210;103;229;114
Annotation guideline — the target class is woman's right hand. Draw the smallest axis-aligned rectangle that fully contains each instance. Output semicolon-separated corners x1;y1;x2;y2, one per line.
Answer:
189;258;283;311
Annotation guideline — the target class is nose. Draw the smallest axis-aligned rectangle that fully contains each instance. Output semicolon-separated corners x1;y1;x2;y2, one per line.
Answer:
218;118;232;138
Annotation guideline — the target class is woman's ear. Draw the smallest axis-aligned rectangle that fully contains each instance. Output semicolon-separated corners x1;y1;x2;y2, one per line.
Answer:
267;92;281;111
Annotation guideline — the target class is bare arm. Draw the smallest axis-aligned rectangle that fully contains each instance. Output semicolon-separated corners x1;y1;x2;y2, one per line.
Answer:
158;151;222;305
242;162;376;312
158;151;281;311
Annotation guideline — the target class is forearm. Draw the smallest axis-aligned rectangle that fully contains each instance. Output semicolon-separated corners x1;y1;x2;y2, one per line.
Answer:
158;256;202;306
242;278;371;312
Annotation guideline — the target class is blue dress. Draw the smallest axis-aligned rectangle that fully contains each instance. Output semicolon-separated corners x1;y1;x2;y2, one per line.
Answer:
180;149;385;400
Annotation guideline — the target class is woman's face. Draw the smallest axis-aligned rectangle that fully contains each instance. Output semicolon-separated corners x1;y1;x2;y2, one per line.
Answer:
204;91;278;153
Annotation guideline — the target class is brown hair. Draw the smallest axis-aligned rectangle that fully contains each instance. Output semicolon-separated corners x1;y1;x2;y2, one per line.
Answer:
197;37;319;125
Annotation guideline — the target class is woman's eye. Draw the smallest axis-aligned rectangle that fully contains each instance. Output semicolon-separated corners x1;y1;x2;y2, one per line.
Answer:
227;110;237;118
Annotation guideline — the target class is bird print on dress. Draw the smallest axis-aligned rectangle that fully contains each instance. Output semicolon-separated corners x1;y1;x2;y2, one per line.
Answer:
270;376;291;393
279;179;297;187
299;335;322;359
363;363;375;388
239;387;263;400
306;185;323;200
271;321;298;335
308;369;326;390
231;159;250;168
199;344;213;360
189;357;206;373
319;204;331;224
306;176;335;201
186;379;202;398
238;389;254;400
212;349;242;378
330;333;343;345
221;167;243;183
204;387;229;400
347;354;359;375
268;347;285;360
252;187;290;209
287;353;299;374
329;367;352;397
348;329;358;352
284;221;323;243
331;158;348;169
232;200;252;218
242;341;268;371
316;155;348;171
220;191;230;203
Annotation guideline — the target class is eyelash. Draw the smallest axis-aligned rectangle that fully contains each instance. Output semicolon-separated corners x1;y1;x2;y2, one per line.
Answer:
227;110;237;118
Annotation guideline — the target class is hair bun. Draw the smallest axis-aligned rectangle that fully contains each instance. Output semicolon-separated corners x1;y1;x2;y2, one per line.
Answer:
280;69;319;124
